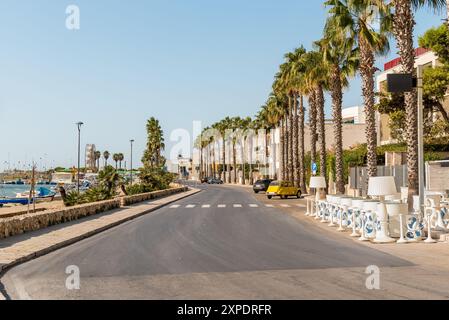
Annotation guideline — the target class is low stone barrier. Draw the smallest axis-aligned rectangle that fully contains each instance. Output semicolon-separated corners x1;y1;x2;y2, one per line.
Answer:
0;186;189;239
0;198;121;239
120;186;188;206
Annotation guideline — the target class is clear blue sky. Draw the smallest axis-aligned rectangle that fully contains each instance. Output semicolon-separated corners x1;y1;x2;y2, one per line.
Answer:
0;0;445;171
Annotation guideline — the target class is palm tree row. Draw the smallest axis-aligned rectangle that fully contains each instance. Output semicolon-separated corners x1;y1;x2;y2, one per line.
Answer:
196;0;446;198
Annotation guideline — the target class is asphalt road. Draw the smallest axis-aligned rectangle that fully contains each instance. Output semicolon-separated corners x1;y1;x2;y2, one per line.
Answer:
1;184;413;299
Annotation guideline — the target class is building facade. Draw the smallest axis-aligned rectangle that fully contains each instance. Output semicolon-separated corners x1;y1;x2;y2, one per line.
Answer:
376;48;449;145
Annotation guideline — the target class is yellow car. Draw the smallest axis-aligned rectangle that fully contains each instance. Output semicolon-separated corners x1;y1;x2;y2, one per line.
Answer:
266;181;302;200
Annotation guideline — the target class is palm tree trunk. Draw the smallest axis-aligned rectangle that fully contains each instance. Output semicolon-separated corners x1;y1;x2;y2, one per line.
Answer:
299;95;307;194
359;36;378;179
222;137;226;182
288;96;294;184
330;64;345;194
227;139;232;183
283;116;289;181
309;91;317;170
280;121;285;181
241;139;246;185
265;129;270;177
316;85;327;185
293;94;300;188
233;141;237;184
393;0;418;202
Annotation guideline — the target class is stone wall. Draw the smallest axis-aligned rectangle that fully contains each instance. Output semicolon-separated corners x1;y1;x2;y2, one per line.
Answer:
120;187;188;206
0;186;188;239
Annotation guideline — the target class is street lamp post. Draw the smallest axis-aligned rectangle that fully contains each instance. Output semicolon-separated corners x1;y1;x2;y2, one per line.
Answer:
76;122;84;193
417;65;425;216
130;139;134;186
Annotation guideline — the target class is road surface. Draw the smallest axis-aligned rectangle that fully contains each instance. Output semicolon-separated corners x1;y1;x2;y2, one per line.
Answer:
0;184;434;299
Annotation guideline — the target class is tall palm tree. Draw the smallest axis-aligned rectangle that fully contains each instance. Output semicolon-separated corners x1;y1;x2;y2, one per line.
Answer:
213;118;231;182
266;96;284;179
94;151;101;172
118;153;124;170
273;70;291;182
317;23;358;194
239;117;252;185
103;151;110;168
387;0;445;200
303;50;329;185
326;0;390;180
143;117;165;168
113;153;120;170
284;47;308;188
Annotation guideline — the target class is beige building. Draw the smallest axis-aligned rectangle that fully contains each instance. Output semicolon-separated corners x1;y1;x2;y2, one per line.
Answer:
376;48;449;145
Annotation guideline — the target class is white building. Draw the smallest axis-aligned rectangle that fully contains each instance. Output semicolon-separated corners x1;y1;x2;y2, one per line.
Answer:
342;106;366;124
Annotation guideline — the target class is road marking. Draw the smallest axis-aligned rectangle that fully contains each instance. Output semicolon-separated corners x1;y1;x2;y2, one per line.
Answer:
265;204;275;207
186;205;196;208
233;204;242;208
296;204;306;208
202;205;211;208
217;204;226;208
169;205;181;209
249;204;259;208
280;204;291;208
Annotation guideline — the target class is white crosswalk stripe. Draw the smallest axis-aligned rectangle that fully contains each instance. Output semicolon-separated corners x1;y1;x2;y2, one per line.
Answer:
295;204;306;208
280;204;291;208
217;204;226;208
265;204;275;207
186;205;196;208
249;204;259;208
233;204;242;208
202;205;211;208
169;205;180;209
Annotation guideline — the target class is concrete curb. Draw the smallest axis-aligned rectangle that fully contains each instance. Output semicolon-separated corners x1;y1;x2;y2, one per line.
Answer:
0;188;201;276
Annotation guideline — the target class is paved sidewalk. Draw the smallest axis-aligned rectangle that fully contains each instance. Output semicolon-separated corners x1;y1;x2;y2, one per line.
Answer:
0;188;200;273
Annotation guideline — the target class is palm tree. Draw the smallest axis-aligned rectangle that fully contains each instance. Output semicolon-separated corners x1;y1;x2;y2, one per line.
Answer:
142;117;165;168
265;96;283;179
113;153;120;170
118;153;124;170
303;50;329;185
94;151;101;172
326;0;390;180
273;70;291;182
387;0;445;200
317;22;358;194
213;118;231;182
103;151;110;168
237;117;252;185
283;47;308;188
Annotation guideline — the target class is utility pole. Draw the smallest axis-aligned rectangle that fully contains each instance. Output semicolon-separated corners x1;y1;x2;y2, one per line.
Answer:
76;122;84;193
130;139;134;186
417;66;425;218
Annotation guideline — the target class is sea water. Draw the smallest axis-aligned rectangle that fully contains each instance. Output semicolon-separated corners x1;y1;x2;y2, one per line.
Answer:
0;185;49;198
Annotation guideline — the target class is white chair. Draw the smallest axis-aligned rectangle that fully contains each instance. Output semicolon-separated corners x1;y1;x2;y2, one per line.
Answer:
424;196;439;243
350;199;365;237
329;196;343;227
338;198;353;232
360;201;380;241
386;202;408;244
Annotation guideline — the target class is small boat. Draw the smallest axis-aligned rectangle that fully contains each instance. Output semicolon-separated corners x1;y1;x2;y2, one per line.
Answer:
0;197;34;207
16;187;56;202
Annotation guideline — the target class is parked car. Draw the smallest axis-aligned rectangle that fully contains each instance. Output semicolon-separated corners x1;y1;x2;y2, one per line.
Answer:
266;181;301;199
207;178;224;184
200;177;210;184
253;179;273;193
